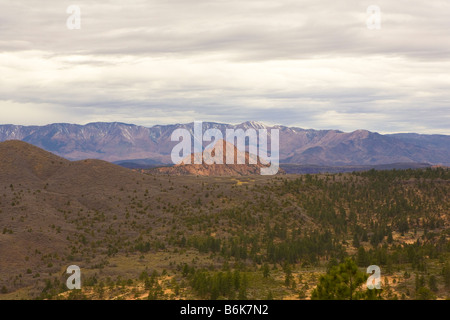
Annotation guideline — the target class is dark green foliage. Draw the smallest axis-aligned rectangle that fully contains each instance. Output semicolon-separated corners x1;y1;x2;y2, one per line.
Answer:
189;269;248;300
311;258;377;300
262;263;270;278
428;275;438;292
416;287;436;300
443;263;450;289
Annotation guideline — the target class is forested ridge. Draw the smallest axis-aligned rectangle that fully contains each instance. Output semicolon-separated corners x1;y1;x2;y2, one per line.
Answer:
1;165;448;300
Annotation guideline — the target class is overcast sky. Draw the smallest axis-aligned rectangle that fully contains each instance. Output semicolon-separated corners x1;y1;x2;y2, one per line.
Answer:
1;0;449;134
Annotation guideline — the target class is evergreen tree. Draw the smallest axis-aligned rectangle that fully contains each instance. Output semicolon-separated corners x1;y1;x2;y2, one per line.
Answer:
356;247;368;267
428;275;438;292
262;263;270;278
442;263;450;290
311;258;372;300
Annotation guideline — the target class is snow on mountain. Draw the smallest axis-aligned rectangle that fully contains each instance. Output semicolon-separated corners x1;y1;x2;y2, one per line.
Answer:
0;122;449;165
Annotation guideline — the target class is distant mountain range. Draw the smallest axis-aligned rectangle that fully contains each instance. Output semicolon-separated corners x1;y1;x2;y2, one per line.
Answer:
0;121;449;166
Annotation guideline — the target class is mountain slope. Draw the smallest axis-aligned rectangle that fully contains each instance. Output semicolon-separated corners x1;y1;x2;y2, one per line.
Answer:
0;122;449;165
0;140;448;300
0;140;69;183
151;139;284;176
0;140;160;295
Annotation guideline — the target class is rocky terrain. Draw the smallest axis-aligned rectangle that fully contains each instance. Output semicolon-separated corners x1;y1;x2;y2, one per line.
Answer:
150;139;285;176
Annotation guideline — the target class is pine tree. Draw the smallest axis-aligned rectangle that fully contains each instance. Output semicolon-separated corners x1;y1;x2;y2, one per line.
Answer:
442;263;450;289
357;247;368;267
428;275;438;292
262;263;270;278
311;258;372;300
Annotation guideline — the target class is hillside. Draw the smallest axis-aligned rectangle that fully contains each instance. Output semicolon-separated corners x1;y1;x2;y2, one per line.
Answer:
150;139;285;176
0;141;449;300
0;140;154;296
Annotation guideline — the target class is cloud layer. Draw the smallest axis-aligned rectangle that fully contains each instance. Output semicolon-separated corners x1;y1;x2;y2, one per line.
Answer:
1;0;449;134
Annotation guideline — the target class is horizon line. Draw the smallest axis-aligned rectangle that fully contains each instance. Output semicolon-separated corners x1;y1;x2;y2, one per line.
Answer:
0;121;448;136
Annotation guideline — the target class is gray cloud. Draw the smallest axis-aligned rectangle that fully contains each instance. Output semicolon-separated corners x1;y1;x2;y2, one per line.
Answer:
0;0;449;134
